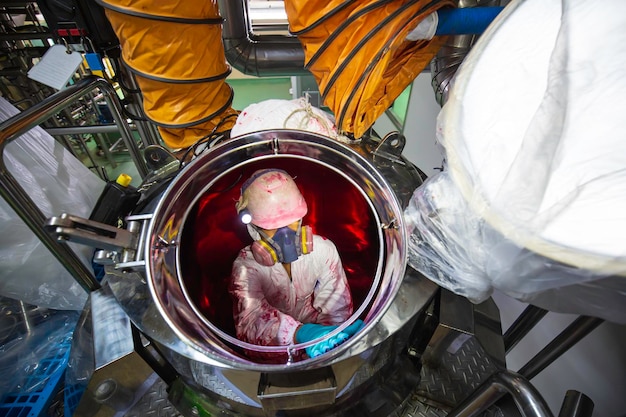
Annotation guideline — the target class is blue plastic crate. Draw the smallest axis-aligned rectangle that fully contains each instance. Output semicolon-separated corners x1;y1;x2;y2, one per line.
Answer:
0;339;71;417
63;382;85;417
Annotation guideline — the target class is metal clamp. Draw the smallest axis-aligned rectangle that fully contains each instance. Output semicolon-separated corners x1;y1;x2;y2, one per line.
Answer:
45;212;152;271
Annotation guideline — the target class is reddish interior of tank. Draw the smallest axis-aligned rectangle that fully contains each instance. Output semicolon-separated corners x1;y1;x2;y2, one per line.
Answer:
180;158;379;338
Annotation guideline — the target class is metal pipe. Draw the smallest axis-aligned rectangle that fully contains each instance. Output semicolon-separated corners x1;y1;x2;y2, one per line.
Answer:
0;32;53;41
0;77;147;176
0;1;42;6
45;124;135;135
504;305;548;353
0;159;99;292
98;81;149;177
218;0;308;77
447;370;553;417
0;77;147;293
557;390;594;417
430;0;504;106
18;300;33;336
518;317;603;380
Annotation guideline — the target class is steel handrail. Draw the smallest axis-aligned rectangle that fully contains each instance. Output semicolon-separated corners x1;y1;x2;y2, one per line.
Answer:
0;76;148;292
504;305;549;353
447;370;553;417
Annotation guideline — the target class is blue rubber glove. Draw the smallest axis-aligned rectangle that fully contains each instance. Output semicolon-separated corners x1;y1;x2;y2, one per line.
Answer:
295;320;365;358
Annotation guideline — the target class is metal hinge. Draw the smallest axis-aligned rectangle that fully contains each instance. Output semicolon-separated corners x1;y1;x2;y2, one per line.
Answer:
45;212;152;271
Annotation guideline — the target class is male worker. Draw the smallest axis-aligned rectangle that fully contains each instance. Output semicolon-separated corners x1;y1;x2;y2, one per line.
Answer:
229;169;363;358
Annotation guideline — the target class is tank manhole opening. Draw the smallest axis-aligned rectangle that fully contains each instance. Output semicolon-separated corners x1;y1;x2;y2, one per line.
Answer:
180;157;381;362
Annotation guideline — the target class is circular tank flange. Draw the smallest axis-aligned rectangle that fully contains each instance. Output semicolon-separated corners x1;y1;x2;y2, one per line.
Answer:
146;130;408;371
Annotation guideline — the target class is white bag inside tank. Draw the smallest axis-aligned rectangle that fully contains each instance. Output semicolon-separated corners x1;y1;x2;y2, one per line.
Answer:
0;97;104;310
230;97;352;143
406;0;626;323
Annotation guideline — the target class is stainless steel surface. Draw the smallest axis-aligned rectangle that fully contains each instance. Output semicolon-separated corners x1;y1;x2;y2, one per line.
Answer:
418;336;500;408
218;0;307;76
73;287;171;417
45;212;152;269
415;295;506;409
46;213;137;252
258;368;337;411
446;371;553;417
102;265;440;414
366;133;426;208
557;391;594;417
91;288;135;369
146;130;409;369
518;317;604;380
69;289;519;417
143;145;181;174
424;290;474;362
89;129;446;415
125;377;182;417
105;267;225;367
430;0;505;106
503;305;548;354
55;127;550;416
45;124;137;135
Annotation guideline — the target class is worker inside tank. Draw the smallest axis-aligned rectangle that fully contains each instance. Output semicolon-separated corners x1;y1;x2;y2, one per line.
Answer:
229;169;364;358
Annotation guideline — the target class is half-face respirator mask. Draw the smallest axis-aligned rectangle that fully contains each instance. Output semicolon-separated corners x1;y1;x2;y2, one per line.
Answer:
249;221;314;266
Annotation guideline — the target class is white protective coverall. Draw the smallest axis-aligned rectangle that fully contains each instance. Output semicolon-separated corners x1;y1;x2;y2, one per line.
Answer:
230;234;353;346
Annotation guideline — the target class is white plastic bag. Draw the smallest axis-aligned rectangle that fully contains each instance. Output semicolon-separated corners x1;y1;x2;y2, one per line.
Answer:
0;97;104;310
405;0;626;323
230;97;352;143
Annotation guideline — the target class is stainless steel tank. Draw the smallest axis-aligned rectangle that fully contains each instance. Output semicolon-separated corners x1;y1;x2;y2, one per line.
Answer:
94;129;439;416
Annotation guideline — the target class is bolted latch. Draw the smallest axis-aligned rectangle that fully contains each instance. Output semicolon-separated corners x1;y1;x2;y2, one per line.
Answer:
45;212;152;271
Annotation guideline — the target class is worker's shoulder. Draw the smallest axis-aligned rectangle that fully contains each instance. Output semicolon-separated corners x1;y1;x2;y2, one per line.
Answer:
232;245;255;265
312;234;339;252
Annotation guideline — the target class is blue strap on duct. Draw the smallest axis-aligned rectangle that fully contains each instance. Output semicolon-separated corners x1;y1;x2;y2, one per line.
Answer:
435;7;504;36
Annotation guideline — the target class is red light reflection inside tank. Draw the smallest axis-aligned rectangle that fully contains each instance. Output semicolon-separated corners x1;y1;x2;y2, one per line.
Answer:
180;158;379;337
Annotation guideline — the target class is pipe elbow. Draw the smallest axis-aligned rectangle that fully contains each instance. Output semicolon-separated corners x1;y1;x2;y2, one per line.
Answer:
222;36;308;77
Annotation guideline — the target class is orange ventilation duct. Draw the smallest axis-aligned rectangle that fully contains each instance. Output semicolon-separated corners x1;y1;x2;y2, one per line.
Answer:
97;0;238;149
284;0;454;138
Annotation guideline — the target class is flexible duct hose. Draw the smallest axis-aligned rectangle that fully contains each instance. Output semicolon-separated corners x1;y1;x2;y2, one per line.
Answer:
97;0;239;149
284;0;455;139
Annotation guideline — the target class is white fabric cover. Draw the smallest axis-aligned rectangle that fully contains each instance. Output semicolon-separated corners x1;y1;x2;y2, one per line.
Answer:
230;97;352;143
406;0;626;323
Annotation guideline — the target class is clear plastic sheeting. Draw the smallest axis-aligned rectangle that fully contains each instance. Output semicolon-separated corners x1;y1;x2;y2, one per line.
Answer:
0;97;103;310
0;299;78;396
406;0;626;323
